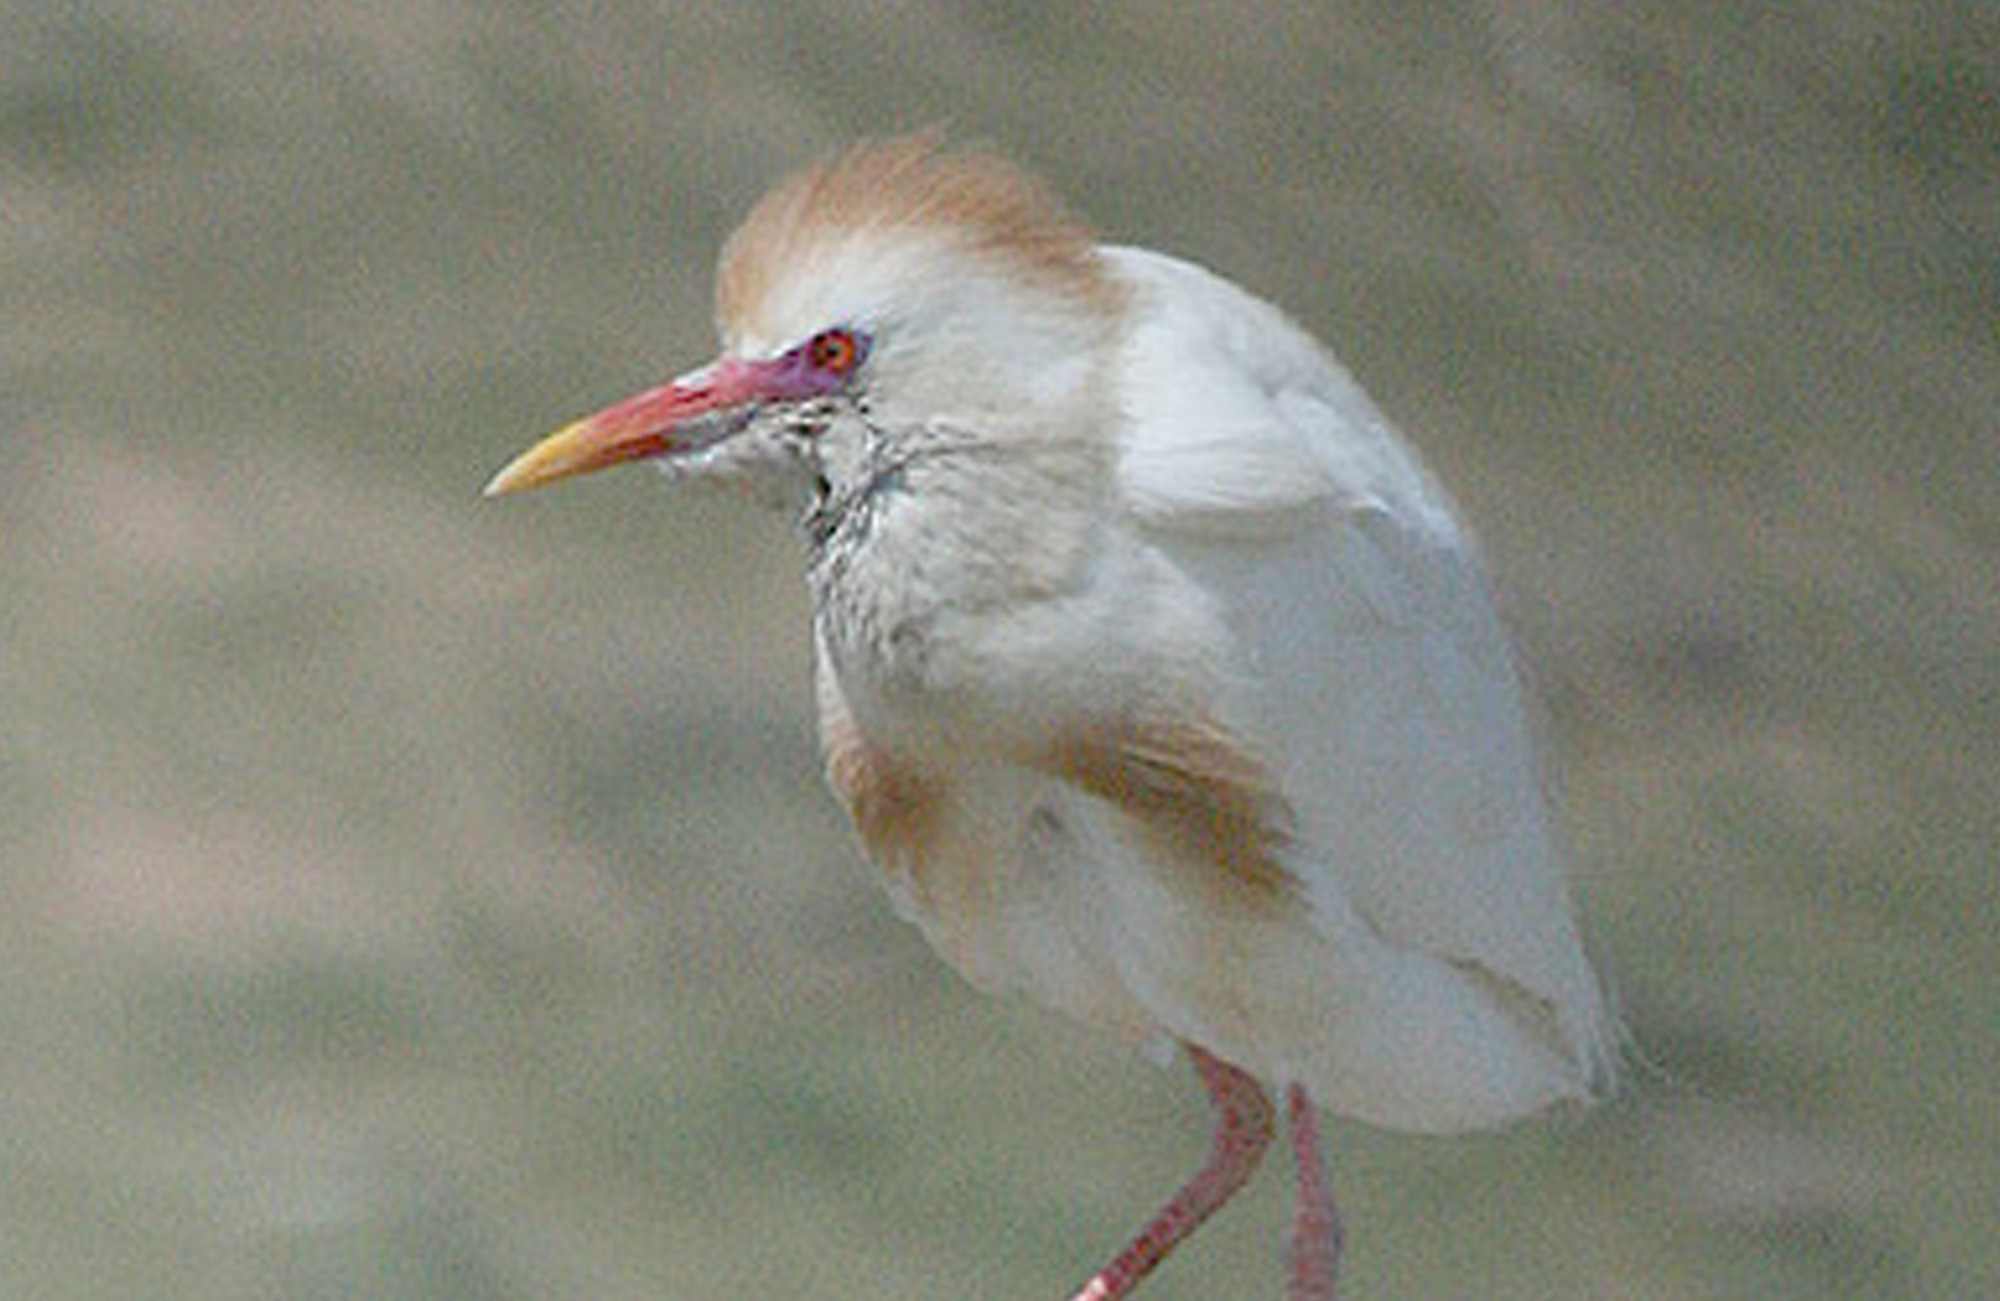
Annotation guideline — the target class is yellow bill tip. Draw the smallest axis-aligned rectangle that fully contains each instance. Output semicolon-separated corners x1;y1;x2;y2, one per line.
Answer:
484;364;768;501
481;419;603;499
480;457;536;499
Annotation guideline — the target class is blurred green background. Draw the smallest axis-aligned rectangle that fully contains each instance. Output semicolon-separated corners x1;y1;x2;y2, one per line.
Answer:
4;2;1996;1298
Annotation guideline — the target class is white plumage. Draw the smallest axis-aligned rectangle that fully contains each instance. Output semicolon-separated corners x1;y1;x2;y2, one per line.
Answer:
799;243;1613;1133
1100;247;1615;1125
486;136;1615;1301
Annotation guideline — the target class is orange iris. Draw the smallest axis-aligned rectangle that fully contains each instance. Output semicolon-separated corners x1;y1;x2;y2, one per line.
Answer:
808;329;859;374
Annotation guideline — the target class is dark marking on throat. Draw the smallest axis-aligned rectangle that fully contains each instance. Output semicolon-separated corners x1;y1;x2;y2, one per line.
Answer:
804;447;913;553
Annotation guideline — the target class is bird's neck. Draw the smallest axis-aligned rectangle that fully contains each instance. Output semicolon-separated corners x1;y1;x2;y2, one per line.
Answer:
801;401;1113;753
799;421;922;550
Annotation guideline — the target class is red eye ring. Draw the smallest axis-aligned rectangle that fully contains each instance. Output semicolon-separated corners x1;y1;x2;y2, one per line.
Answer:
807;329;860;374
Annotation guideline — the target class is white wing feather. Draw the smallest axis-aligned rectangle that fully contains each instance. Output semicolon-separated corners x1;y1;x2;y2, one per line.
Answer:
1104;247;1616;1095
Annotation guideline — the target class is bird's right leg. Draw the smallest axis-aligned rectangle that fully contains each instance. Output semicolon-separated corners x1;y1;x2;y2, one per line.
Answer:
1284;1084;1343;1301
1069;1044;1274;1301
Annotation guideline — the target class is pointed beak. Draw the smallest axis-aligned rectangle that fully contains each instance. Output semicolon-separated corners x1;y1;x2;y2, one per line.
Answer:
484;358;779;498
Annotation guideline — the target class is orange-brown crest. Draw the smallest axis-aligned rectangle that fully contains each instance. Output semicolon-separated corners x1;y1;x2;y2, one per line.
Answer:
716;133;1119;341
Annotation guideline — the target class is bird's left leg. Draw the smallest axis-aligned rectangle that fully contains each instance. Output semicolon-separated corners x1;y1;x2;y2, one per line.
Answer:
1285;1084;1343;1301
1069;1045;1274;1301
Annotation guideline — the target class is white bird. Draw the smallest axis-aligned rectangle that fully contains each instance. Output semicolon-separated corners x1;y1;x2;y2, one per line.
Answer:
486;136;1617;1300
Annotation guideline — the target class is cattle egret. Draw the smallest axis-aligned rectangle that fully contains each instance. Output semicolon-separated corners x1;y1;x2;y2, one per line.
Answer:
486;136;1616;1300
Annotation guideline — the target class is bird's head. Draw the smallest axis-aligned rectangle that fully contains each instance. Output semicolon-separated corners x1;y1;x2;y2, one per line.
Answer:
485;135;1125;507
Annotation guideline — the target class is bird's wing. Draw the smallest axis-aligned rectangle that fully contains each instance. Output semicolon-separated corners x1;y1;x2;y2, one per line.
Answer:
1100;247;1612;1074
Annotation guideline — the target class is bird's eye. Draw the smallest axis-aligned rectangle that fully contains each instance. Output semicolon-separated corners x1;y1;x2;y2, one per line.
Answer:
806;328;863;376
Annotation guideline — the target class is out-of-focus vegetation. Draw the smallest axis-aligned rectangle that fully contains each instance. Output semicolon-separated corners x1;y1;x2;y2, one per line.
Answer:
3;3;1995;1298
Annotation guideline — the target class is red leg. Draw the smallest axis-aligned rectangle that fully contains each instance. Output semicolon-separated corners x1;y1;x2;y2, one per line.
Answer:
1285;1085;1343;1301
1069;1045;1275;1301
